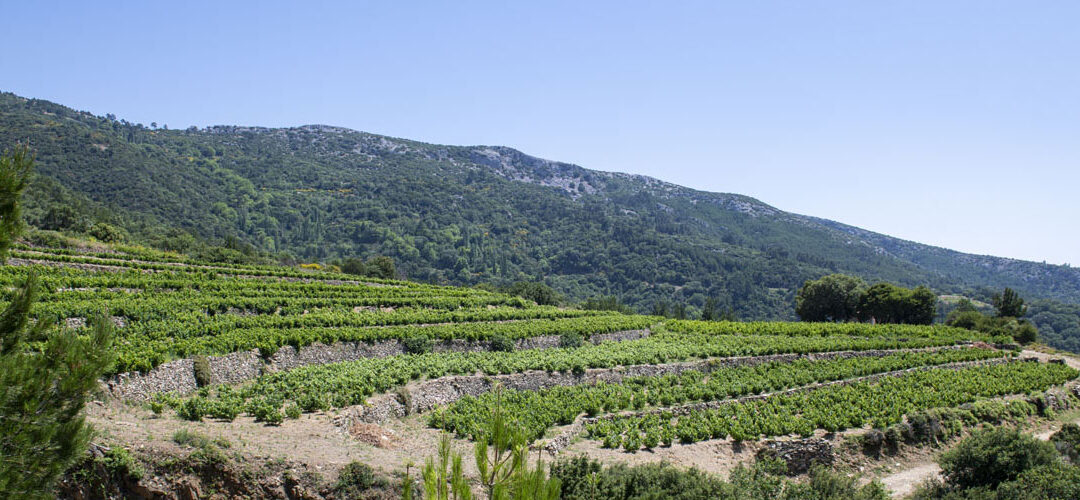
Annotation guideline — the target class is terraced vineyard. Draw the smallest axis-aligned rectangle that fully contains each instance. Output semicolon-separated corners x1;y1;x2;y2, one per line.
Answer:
10;241;1080;486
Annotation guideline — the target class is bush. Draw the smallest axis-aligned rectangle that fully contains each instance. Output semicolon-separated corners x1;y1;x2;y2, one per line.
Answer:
559;332;584;349
1051;423;1080;463
1015;322;1039;344
939;427;1059;490
192;355;212;387
336;461;382;494
490;334;514;352
88;222;124;243
101;447;144;481
284;403;302;420
402;336;433;355
250;399;284;425
552;457;728;500
994;463;1080;500
177;398;205;421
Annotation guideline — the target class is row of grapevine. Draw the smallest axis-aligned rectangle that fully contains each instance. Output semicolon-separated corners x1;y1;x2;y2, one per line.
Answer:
165;331;987;420
428;347;1009;441
584;361;1079;451
113;314;656;373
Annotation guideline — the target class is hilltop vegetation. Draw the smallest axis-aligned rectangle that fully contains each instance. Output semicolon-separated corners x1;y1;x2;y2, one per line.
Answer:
3;92;1080;324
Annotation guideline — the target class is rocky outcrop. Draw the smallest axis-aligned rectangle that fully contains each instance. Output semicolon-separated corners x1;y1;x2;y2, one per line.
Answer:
757;438;834;475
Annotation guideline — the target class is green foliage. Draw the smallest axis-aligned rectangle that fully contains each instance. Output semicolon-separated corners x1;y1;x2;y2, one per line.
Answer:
583;361;1076;448
10;92;1080;325
422;434;472;500
336;461;384;497
403;336;434;355
938;427;1059;490
0;274;115;498
432;348;1008;443
0;144;33;262
192;355;212;387
945;308;1039;345
581;295;635;314
337;255;397;279
551;457;888;500
993;287;1028;318
99;447;145;482
1050;423;1080;463
489;334;514;353
857;283;937;325
559;332;584;349
283;403;302;420
179;321;991;419
796;274;866;322
504;282;561;306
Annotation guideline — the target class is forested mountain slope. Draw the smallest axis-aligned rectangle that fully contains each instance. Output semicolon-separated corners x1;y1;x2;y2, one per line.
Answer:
3;91;1079;321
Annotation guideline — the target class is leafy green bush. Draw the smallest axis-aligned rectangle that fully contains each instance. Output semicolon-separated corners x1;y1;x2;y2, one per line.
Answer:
101;447;144;481
559;332;583;349
490;334;514;352
336;461;382;494
284;403;302;420
939;427;1059;490
192;356;212;387
250;399;284;425
1051;423;1080;463
402;336;433;355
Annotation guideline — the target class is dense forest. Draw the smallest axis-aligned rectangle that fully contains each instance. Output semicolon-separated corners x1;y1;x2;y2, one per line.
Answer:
3;91;1080;336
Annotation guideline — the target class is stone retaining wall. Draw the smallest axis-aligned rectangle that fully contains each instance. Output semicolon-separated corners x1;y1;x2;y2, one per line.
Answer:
105;329;650;402
334;345;972;431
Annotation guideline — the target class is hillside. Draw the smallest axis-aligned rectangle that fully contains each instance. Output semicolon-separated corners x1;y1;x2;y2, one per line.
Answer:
3;91;1080;325
10;241;1077;498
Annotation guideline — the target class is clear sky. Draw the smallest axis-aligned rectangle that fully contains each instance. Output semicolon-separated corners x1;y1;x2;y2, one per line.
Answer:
3;1;1078;265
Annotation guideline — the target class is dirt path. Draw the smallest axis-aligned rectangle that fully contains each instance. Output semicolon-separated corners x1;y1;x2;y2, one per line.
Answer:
880;463;940;498
875;349;1079;498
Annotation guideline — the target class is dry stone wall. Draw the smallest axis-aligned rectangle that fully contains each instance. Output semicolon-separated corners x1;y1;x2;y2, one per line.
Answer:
105;329;650;402
335;345;972;431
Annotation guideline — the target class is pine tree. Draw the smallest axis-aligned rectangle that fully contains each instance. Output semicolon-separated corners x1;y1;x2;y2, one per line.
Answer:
0;146;115;498
0;145;33;262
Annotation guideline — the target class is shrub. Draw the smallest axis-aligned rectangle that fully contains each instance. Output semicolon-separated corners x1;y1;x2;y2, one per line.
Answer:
939;427;1059;490
559;332;584;349
284;403;302;420
336;461;381;493
192;356;212;387
101;447;144;481
177;398;205;421
402;336;433;355
994;463;1080;500
489;334;514;352
250;399;284;425
1051;423;1080;463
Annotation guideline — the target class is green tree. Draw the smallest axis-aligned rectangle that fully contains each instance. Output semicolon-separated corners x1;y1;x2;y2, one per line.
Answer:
0;146;116;498
368;255;396;280
992;288;1028;318
0;145;34;262
0;275;115;498
795;274;866;322
505;282;561;306
857;283;936;325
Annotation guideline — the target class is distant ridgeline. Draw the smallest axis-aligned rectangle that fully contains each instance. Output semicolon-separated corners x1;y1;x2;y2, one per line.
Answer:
2;91;1079;347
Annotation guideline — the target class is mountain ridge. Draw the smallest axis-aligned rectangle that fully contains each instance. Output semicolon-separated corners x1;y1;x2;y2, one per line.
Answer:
3;91;1079;323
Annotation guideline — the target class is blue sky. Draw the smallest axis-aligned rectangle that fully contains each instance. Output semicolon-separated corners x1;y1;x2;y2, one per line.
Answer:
3;1;1078;264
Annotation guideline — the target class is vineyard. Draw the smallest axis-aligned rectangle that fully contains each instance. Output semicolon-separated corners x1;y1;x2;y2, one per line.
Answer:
10;241;1080;493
